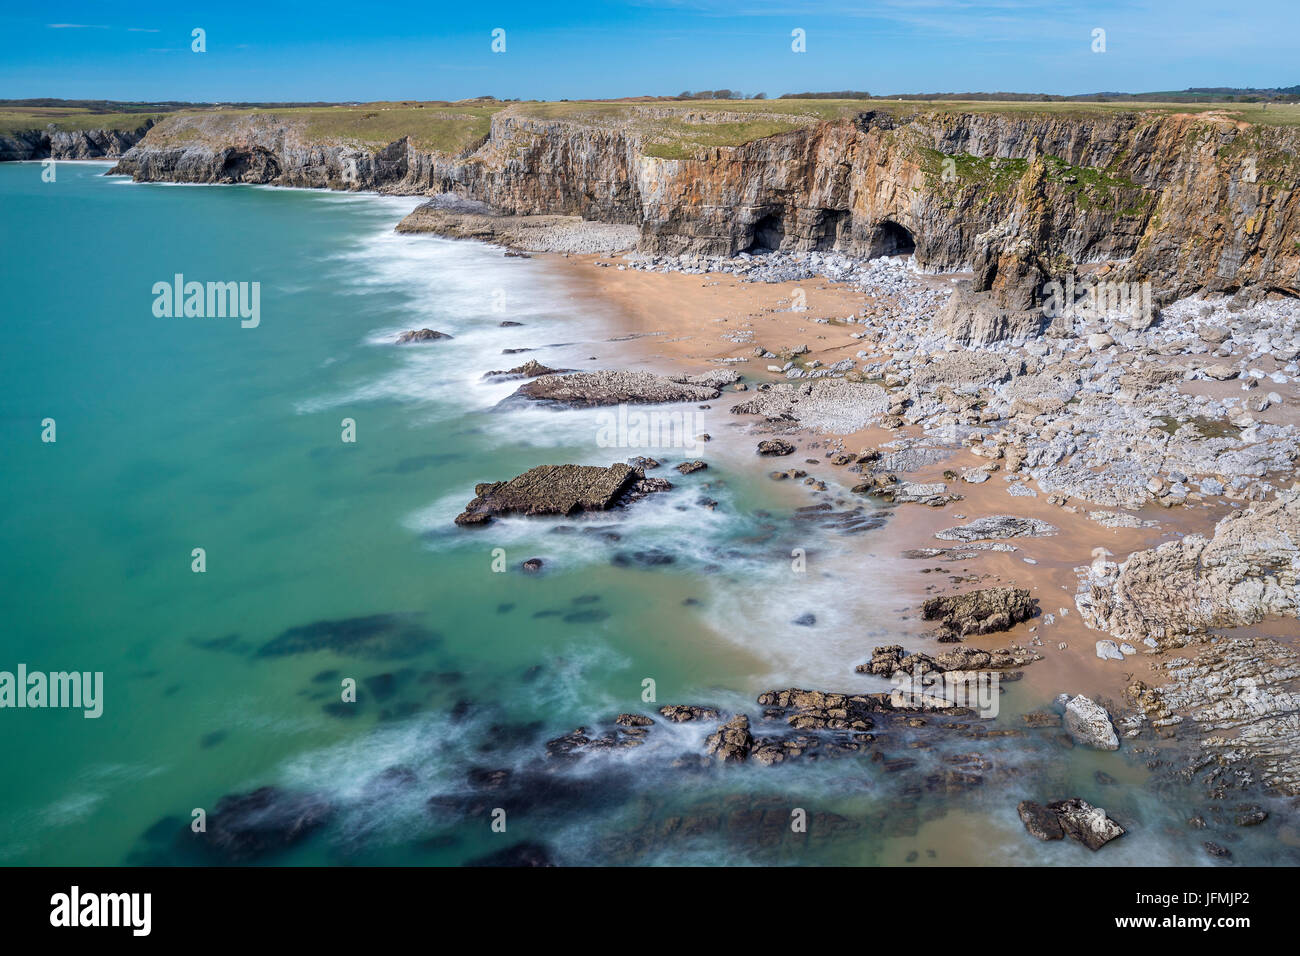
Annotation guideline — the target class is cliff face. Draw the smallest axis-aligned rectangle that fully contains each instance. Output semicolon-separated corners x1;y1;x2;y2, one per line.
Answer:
105;107;1300;296
0;124;153;162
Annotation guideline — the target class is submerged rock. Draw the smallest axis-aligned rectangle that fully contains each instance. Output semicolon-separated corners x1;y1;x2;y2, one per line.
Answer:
464;841;558;867
198;787;333;862
454;462;668;526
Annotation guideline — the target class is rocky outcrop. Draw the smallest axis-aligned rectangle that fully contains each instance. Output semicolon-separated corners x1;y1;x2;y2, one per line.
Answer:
105;105;1300;296
1077;488;1300;643
920;588;1036;639
1126;635;1300;795
1018;798;1125;850
482;359;569;380
857;643;1039;677
510;369;730;407
704;714;754;763
0;123;152;161
454;462;668;526
934;515;1057;542
395;204;637;254
733;380;890;433
395;329;452;343
1061;695;1120;750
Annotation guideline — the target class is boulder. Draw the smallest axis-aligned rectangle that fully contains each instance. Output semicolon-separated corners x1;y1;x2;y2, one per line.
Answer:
704;714;754;763
395;329;452;343
1062;695;1120;750
1049;798;1126;850
757;438;796;456
1017;800;1065;841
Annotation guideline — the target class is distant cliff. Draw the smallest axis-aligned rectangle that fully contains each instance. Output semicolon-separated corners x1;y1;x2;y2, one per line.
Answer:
0;122;153;161
106;105;1300;297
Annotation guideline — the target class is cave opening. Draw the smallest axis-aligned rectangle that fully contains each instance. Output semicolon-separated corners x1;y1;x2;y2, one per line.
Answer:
748;212;786;252
868;220;916;259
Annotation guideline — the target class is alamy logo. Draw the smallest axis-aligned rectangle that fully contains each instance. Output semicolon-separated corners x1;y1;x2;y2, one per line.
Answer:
1040;275;1152;325
595;405;704;450
152;274;261;328
50;886;151;936
0;664;103;718
890;665;1000;717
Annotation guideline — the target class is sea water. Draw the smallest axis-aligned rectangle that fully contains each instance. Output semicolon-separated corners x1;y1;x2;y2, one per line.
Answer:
1;163;1291;866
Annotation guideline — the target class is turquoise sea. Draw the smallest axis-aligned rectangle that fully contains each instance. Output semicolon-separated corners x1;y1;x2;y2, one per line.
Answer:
1;162;1293;866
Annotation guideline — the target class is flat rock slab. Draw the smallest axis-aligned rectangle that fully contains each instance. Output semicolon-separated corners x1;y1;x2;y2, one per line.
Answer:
935;515;1058;542
512;370;729;407
455;463;664;526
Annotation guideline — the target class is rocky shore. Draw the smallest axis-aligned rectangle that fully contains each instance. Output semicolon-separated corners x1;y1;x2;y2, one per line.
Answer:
74;99;1300;861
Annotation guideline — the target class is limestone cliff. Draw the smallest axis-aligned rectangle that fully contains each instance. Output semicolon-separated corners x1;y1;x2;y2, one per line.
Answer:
0;123;153;161
105;105;1300;297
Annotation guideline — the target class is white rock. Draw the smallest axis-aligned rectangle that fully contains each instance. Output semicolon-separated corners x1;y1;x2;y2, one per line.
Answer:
1096;640;1125;661
1064;695;1120;750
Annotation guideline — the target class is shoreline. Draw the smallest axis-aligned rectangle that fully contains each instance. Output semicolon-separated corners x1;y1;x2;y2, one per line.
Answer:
511;242;1299;746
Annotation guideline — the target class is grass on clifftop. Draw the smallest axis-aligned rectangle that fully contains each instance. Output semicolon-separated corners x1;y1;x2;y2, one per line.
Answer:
154;103;507;154
9;97;1299;156
0;108;168;134
515;98;1300;158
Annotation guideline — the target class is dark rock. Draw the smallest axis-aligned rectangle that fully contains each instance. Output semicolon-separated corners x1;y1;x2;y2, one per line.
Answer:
464;841;557;867
675;460;708;474
1048;798;1126;850
658;704;720;722
757;438;796;457
704;714;754;763
1017;801;1065;841
482;359;569;380
921;587;1035;639
395;329;452;344
455;463;667;526
521;558;544;573
258;613;436;659
198;787;333;862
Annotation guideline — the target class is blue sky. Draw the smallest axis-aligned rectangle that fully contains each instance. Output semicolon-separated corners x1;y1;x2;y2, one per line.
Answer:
2;1;1296;102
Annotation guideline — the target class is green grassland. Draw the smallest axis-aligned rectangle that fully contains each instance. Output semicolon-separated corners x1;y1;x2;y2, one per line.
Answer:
0;108;169;134
4;97;1298;158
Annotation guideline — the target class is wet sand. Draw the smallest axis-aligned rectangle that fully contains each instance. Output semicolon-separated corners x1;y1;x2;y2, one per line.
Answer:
540;252;1253;705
